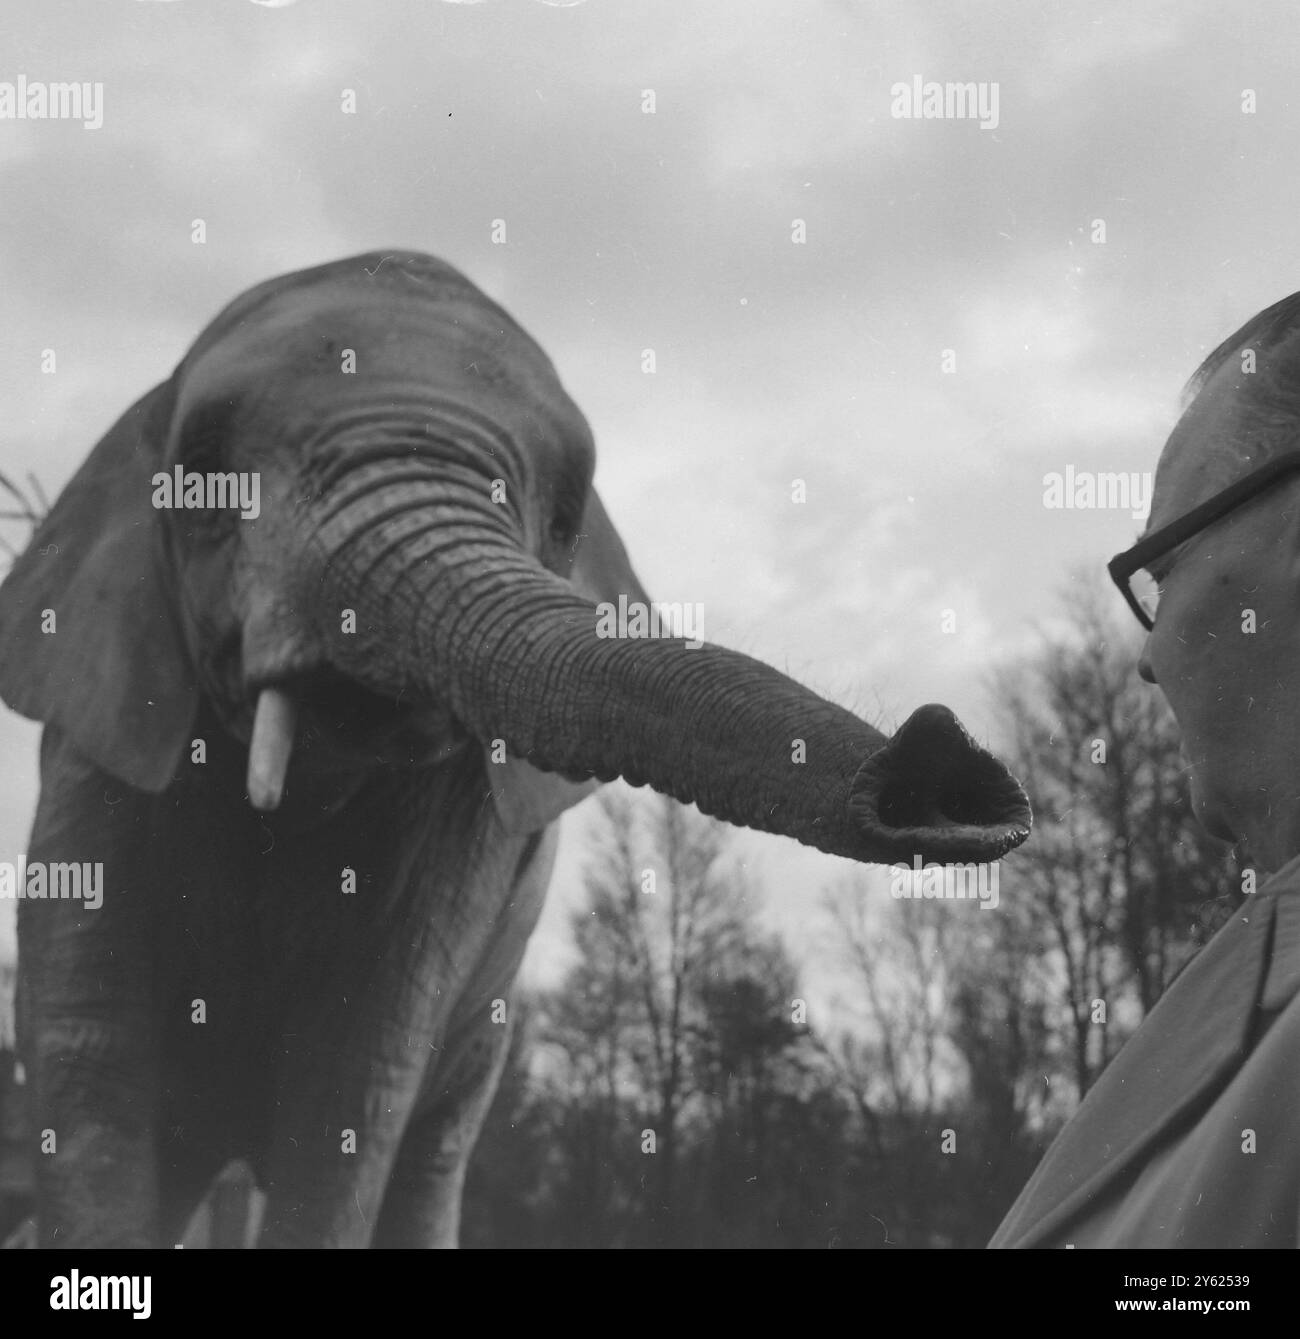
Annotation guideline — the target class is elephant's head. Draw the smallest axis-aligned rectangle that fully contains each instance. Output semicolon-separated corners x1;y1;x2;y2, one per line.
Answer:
0;250;1030;864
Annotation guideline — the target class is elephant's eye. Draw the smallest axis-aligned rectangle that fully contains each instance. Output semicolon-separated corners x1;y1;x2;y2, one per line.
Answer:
178;397;237;474
549;495;581;543
547;465;590;548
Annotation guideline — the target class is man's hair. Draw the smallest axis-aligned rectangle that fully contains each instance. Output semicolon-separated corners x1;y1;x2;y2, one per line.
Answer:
1183;287;1300;471
1184;294;1300;457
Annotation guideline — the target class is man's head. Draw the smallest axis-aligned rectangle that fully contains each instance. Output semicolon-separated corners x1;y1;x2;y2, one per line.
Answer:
1135;295;1300;870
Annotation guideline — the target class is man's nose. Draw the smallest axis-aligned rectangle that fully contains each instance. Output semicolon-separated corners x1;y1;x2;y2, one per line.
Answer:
1137;637;1157;684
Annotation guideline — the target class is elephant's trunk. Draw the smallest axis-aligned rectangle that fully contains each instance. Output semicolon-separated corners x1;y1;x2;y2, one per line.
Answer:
304;481;1030;865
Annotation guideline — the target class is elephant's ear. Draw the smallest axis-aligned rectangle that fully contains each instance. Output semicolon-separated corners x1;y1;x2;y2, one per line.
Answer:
564;484;651;610
488;485;649;834
0;381;198;792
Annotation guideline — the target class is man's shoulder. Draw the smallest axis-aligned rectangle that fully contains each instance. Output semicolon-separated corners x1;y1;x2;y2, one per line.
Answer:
1259;850;1300;895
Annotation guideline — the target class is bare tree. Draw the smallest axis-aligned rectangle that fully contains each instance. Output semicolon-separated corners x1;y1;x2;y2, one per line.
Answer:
539;787;750;1243
990;578;1239;1097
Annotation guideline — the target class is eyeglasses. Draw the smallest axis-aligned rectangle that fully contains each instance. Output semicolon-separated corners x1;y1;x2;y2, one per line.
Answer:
1108;450;1300;631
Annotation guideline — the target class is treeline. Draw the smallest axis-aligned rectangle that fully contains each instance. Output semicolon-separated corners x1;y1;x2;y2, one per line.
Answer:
462;585;1241;1248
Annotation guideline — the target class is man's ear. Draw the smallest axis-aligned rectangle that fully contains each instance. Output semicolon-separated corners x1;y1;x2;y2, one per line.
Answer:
488;485;648;834
0;381;199;791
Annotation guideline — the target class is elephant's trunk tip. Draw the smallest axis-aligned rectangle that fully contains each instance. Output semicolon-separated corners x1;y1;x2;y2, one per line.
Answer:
848;703;1032;864
247;687;298;811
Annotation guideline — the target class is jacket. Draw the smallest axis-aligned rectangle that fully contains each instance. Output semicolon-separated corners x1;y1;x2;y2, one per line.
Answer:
990;855;1300;1247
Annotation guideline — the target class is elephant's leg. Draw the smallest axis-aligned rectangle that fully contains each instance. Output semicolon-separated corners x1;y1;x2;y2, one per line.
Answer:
23;987;159;1248
251;785;447;1248
168;1159;262;1249
373;824;559;1248
253;775;553;1248
19;732;162;1247
158;1145;228;1247
371;1008;513;1248
208;1162;264;1249
255;1055;412;1248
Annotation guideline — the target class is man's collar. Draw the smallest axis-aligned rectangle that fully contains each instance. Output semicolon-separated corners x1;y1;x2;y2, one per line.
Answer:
991;885;1284;1248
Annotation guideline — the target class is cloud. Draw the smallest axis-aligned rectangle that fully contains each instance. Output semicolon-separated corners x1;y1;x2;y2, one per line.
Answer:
4;0;1299;982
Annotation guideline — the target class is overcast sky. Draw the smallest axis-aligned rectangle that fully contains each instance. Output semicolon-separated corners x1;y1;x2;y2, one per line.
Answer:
2;0;1300;978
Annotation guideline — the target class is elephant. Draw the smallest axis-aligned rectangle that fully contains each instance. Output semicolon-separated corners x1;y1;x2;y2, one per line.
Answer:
0;249;1030;1248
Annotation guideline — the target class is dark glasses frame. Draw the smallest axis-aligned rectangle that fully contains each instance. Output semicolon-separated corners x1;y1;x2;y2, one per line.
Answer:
1108;450;1300;631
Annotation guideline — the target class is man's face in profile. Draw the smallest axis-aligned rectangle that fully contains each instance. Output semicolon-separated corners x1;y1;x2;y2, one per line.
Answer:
1140;353;1300;871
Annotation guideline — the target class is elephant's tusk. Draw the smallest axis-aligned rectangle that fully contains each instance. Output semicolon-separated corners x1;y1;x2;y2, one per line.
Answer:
247;687;297;812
